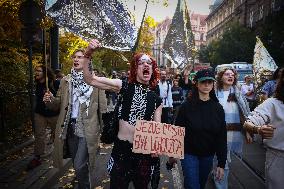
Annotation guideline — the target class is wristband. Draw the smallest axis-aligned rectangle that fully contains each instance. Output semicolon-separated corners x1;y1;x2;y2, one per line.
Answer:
84;51;92;59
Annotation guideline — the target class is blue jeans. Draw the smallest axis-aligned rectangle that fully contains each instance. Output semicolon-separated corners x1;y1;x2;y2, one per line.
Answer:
213;160;229;189
181;154;213;189
68;135;90;189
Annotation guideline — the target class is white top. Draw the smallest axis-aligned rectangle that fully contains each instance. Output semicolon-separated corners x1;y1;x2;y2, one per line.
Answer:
158;81;173;108
247;98;284;151
218;90;230;107
71;92;80;119
241;83;255;100
217;90;240;123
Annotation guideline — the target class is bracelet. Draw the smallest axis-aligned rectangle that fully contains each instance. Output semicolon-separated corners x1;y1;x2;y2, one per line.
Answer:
84;51;92;59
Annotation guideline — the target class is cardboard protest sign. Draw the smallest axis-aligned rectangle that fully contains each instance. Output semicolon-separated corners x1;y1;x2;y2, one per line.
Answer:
132;120;185;159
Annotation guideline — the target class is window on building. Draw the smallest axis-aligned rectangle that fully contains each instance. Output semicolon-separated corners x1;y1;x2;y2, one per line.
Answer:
259;5;264;20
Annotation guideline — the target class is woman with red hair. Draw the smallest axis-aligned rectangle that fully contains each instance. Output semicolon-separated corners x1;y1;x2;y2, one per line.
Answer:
82;40;163;188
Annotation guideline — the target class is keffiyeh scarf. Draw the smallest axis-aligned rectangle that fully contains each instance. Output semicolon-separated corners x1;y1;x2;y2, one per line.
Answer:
71;68;93;115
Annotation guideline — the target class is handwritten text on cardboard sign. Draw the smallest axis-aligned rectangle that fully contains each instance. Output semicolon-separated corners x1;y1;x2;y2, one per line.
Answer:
132;120;185;159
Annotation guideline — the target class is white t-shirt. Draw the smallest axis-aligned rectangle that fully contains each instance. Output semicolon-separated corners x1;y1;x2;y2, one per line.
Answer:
247;98;284;151
241;83;255;100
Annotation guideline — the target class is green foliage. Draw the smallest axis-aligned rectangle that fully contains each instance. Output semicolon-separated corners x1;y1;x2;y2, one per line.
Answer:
0;0;28;93
0;0;43;141
136;16;157;54
58;31;131;74
198;22;256;66
198;44;210;63
91;49;131;74
149;0;169;7
59;32;88;74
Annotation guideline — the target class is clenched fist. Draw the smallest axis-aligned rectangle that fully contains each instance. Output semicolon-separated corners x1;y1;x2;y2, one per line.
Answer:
43;91;53;103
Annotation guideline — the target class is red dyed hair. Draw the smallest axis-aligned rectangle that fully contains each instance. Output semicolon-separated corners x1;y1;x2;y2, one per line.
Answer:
128;53;160;90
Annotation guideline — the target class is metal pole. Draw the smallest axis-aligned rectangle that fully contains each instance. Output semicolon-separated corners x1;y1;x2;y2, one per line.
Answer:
158;33;161;66
42;29;46;66
132;0;150;52
28;40;35;133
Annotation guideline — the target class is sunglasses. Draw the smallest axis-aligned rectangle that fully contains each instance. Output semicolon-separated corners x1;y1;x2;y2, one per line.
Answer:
223;73;235;77
137;60;152;66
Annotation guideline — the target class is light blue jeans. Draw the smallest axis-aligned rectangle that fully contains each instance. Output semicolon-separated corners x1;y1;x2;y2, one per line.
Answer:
68;136;90;189
181;154;213;189
212;155;229;189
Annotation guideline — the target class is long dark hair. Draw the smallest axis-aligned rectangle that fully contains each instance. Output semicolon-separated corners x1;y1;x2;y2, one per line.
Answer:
35;65;56;90
275;68;284;103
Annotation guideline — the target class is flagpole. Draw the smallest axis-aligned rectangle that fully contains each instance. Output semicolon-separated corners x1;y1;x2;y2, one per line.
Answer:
132;0;150;52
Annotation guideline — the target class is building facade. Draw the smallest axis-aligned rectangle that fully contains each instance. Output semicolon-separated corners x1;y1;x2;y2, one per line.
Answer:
206;0;284;42
153;13;208;67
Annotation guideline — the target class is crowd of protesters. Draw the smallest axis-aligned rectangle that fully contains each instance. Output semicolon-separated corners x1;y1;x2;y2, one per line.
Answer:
24;38;283;189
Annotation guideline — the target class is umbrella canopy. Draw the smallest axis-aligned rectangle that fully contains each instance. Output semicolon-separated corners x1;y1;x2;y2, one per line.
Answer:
45;0;137;51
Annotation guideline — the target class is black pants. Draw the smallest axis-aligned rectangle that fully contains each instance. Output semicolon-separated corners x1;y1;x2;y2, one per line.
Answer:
108;139;159;189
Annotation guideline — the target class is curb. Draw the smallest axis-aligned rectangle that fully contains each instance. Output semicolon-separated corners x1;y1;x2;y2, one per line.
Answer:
31;158;72;189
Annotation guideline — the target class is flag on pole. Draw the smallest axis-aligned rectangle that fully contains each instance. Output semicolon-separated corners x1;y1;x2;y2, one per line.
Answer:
253;36;278;72
253;36;278;88
162;0;194;68
45;0;137;51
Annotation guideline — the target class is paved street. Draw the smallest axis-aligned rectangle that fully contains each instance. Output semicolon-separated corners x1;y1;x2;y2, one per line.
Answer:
0;137;266;189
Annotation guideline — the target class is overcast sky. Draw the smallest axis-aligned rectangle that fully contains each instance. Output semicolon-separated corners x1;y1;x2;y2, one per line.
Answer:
123;0;212;25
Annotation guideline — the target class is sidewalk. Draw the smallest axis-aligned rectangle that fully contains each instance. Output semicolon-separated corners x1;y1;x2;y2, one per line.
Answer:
206;140;266;189
51;143;179;188
0;141;71;189
1;140;266;189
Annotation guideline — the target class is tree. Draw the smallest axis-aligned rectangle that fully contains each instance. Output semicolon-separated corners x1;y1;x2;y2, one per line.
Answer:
199;22;255;66
136;16;157;54
58;32;88;74
0;0;31;94
259;9;284;68
198;44;210;63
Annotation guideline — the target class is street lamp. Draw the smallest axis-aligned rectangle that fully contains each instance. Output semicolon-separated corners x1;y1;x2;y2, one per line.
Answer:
19;0;42;132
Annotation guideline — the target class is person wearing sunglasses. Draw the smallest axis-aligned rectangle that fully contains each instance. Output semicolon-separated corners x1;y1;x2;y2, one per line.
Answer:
213;68;252;189
81;39;163;189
